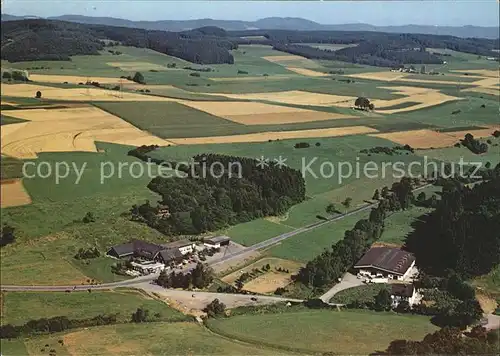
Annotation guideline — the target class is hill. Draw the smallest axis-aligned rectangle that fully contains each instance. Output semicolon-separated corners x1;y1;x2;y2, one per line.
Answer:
3;14;499;39
1;19;497;67
1;19;236;64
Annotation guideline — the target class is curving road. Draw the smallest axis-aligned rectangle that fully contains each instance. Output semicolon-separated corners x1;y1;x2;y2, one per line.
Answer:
0;184;433;292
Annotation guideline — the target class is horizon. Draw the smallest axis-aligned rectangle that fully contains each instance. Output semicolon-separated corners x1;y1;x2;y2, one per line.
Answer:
3;1;499;27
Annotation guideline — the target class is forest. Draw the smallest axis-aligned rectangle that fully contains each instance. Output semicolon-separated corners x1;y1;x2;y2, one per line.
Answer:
130;153;306;235
1;19;236;63
2;19;498;66
405;176;500;278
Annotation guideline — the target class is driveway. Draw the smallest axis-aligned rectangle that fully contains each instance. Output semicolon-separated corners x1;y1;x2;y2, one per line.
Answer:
320;273;363;303
484;313;500;330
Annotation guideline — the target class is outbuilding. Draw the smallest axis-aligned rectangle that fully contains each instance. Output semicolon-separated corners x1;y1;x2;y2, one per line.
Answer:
204;236;231;249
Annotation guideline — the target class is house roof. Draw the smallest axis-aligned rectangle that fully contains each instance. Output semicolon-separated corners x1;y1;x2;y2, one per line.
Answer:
354;247;415;276
109;239;163;258
162;239;194;249
159;249;184;263
391;284;415;297
204;235;230;244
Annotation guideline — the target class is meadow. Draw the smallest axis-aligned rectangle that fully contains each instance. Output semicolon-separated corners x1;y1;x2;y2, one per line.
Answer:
0;289;188;325
330;284;388;304
207;309;439;354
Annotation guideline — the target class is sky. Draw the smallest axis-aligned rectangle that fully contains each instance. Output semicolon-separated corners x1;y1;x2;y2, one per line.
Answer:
3;1;500;27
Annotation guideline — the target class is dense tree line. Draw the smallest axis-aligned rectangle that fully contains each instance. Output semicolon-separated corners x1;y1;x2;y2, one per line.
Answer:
131;153;306;235
273;43;443;67
405;177;500;278
156;263;214;289
297;178;417;288
1;20;104;61
384;326;499;355
0;314;117;339
360;144;414;155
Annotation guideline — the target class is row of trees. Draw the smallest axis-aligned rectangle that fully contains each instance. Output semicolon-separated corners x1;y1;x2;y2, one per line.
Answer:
131;153;306;235
0;314;117;339
156;263;214;290
360;144;414;156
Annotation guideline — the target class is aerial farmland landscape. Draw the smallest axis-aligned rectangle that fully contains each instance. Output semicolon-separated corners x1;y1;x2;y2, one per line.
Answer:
1;0;499;355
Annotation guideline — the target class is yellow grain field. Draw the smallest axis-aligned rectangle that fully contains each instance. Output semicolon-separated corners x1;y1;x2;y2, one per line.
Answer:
170;126;378;145
202;90;355;107
181;101;346;124
1;106;172;159
371;127;498;149
347;71;406;81
286;67;328;77
0;179;32;208
1;101;18;106
29;74;135;85
107;61;169;71
452;69;499;78
243;273;294;294
262;55;309;62
1;84;178;102
209;75;291;82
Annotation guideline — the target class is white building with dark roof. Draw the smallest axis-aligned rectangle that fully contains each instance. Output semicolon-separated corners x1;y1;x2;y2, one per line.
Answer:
204;236;230;249
354;247;416;281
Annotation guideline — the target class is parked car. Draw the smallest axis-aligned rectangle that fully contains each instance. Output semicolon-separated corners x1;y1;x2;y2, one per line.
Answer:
250;297;258;301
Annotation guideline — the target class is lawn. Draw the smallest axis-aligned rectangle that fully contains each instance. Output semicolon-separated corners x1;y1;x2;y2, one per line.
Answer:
0;289;188;325
22;322;288;356
207;309;438;354
0;339;28;356
330;284;389;304
225;219;294;246
473;264;500;297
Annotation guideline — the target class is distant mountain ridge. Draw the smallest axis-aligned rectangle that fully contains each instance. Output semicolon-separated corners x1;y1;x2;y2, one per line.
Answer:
2;14;498;39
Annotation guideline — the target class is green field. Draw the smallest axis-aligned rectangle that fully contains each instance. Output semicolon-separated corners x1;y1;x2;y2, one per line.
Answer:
1;114;26;126
207;309;438;354
95;101;244;138
330;284;389;304
416;139;500;167
2;322;290;356
269;212;370;262
394;97;499;128
0;290;188;325
381;207;435;245
225;219;294;246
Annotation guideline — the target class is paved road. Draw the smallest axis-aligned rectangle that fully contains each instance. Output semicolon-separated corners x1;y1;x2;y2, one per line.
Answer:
0;183;433;292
